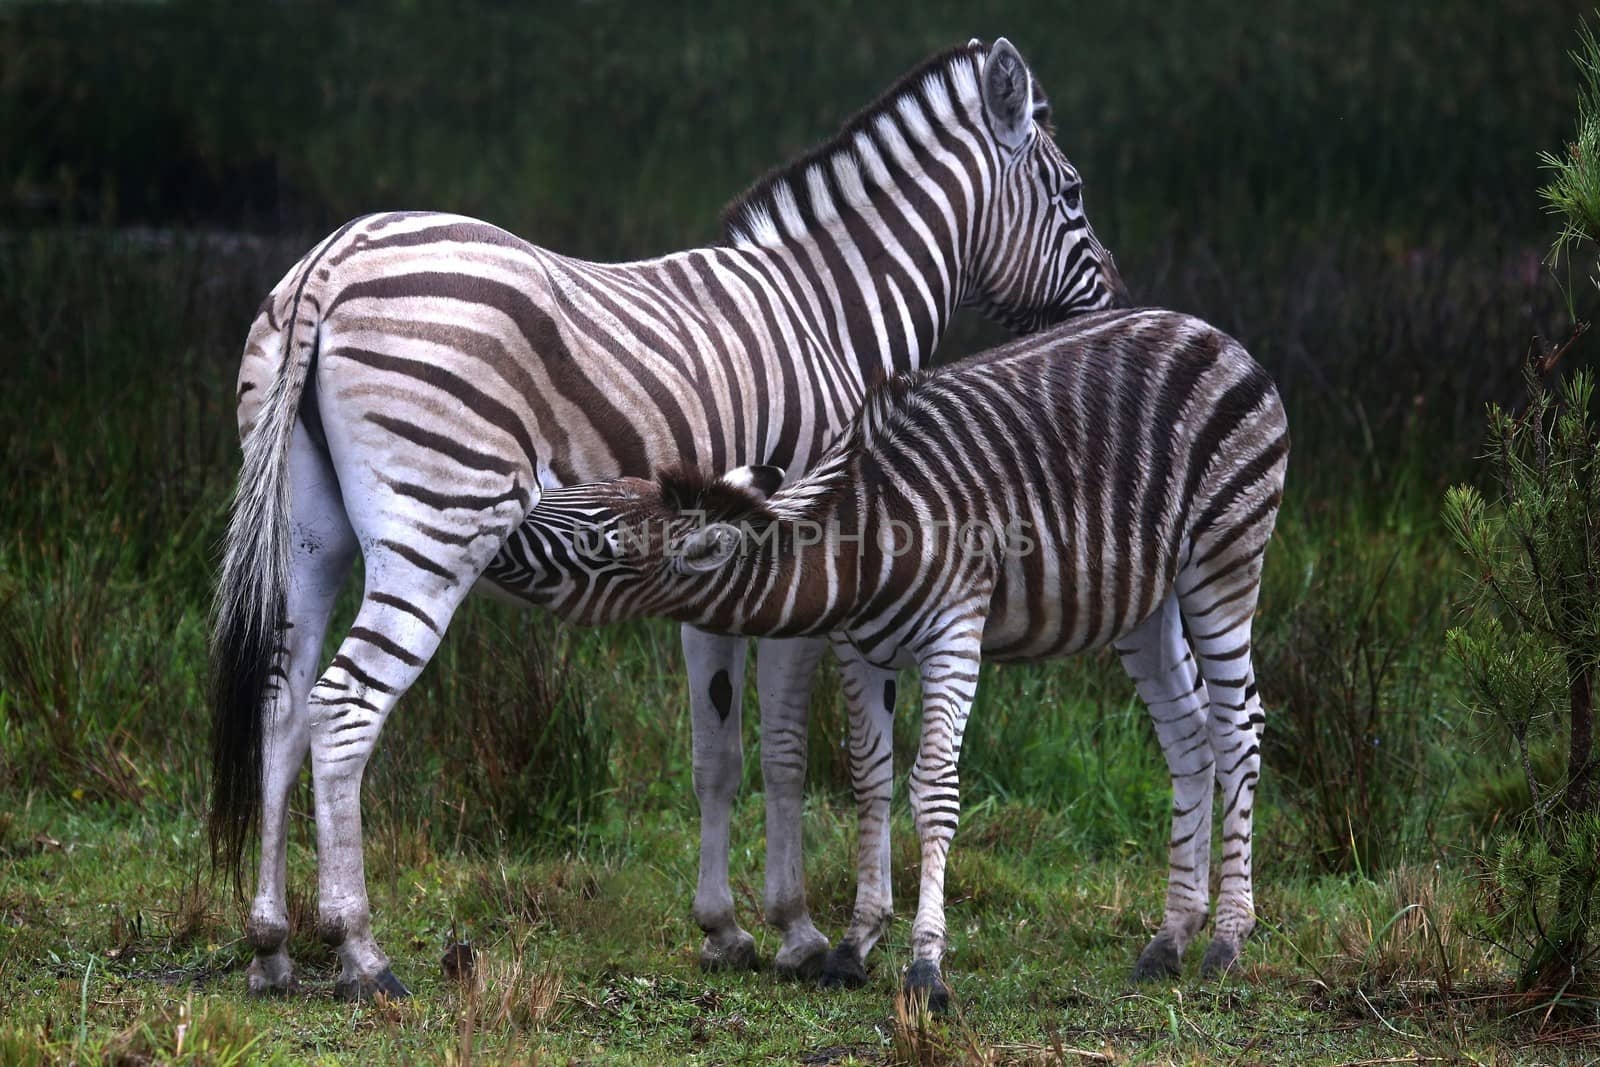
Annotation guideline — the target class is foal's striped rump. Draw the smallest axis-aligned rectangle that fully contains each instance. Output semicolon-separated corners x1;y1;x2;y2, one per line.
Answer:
515;309;1287;1001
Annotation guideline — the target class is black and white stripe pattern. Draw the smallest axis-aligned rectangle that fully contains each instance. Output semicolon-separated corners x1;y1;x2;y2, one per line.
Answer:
210;38;1125;999
507;308;1289;1006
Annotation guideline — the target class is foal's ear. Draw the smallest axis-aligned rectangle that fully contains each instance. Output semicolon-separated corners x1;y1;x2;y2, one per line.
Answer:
674;522;744;575
721;464;785;501
981;37;1034;152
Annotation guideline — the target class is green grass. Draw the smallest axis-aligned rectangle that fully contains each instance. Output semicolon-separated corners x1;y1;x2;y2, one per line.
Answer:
1;794;1569;1065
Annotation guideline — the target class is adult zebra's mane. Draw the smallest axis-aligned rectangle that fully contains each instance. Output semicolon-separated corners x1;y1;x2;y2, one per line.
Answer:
719;41;988;248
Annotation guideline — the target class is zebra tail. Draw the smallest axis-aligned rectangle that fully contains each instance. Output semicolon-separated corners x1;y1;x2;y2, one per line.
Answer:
208;230;344;894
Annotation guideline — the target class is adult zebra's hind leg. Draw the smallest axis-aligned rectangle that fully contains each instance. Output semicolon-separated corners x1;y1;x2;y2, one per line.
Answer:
1117;592;1215;982
247;423;356;996
307;536;497;1000
307;447;525;998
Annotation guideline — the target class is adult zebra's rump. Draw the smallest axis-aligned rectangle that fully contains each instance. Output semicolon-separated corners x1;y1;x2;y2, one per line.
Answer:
210;38;1125;1000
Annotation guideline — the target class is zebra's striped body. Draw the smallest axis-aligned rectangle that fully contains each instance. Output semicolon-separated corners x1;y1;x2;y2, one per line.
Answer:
507;309;1289;1004
211;39;1124;999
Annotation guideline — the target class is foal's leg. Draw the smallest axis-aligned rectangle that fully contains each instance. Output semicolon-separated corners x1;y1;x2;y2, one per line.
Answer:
820;640;898;989
682;626;759;970
1179;552;1268;977
903;624;984;1013
1117;592;1216;981
757;636;832;978
246;423;355;995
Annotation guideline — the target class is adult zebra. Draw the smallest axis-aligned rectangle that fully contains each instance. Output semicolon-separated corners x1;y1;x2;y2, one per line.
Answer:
212;38;1125;999
500;308;1288;1007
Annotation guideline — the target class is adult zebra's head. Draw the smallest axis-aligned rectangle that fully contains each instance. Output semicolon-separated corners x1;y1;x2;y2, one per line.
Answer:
967;38;1127;330
511;467;787;629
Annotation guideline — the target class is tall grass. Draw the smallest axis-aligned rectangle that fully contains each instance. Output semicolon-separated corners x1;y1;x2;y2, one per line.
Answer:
1255;486;1466;875
3;2;1587;252
0;225;1555;883
0;234;271;808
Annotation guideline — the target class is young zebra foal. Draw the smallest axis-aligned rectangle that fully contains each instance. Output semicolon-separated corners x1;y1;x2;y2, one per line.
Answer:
516;308;1288;1007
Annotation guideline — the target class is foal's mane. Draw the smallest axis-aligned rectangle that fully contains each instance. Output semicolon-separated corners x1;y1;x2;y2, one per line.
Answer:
656;466;777;526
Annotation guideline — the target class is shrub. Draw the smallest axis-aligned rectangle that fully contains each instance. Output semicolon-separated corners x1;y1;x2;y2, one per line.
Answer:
1447;367;1600;993
1443;17;1600;996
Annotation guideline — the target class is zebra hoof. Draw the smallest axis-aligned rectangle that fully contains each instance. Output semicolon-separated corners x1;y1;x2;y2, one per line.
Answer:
774;933;829;981
818;943;869;989
902;959;950;1014
245;950;297;997
698;932;759;972
334;967;410;1002
1131;934;1183;982
1199;936;1241;978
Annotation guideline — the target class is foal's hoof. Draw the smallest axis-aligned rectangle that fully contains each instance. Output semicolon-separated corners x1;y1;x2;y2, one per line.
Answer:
698;932;759;972
818;942;869;989
1131;934;1183;982
1198;936;1241;978
902;959;950;1014
334;967;411;1002
441;941;477;983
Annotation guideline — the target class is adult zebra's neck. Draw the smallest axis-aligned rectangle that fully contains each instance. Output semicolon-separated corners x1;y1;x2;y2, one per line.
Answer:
719;42;991;386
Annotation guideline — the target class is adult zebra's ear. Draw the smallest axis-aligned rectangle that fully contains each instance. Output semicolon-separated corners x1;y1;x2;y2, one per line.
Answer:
721;464;785;501
674;522;744;575
981;37;1034;153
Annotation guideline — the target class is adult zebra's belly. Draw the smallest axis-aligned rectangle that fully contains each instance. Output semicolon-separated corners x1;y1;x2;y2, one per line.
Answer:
471;573;542;608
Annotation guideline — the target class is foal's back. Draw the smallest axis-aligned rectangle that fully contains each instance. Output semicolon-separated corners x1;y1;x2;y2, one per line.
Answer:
859;309;1287;662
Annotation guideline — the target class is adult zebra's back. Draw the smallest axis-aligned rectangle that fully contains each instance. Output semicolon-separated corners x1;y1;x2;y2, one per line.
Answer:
211;38;1124;1000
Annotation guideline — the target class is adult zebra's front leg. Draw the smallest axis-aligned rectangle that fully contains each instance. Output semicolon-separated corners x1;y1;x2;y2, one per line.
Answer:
683;631;832;977
682;626;759;971
756;637;831;977
903;621;986;1013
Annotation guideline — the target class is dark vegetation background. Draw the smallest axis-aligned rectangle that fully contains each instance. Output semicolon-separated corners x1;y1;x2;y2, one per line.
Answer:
3;0;1598;979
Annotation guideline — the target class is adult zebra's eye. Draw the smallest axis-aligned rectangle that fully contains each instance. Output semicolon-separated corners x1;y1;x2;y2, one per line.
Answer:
1061;185;1081;211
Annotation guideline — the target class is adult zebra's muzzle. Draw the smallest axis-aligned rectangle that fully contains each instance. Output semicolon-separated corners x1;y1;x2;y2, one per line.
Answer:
1100;246;1132;309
